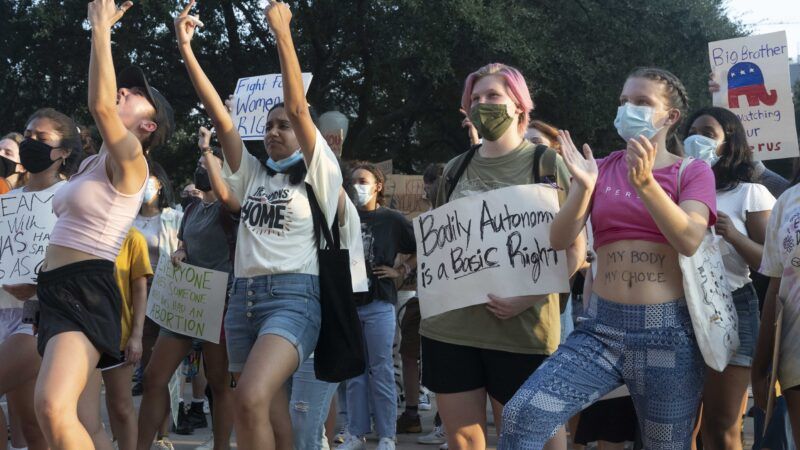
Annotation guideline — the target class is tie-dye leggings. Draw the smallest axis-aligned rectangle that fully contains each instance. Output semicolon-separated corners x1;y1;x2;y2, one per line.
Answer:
499;295;705;450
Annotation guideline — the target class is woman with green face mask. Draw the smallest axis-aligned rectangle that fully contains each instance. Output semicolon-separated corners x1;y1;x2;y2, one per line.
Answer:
419;63;586;450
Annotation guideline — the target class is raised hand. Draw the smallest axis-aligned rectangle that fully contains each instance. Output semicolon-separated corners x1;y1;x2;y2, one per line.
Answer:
626;135;657;191
459;108;480;145
174;0;204;47
557;130;597;189
708;71;721;94
264;0;292;38
198;126;212;150
88;0;133;30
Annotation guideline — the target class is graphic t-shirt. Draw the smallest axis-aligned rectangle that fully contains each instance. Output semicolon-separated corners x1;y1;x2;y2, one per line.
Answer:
759;184;800;389
115;227;153;349
222;128;343;277
420;141;571;355
178;201;235;273
356;207;416;305
591;151;717;250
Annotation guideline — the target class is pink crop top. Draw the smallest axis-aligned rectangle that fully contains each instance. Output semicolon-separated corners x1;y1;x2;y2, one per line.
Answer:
590;151;716;250
49;152;148;261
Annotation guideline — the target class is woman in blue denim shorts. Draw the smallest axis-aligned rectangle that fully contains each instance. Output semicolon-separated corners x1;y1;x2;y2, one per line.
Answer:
174;1;342;448
682;106;775;449
500;67;718;450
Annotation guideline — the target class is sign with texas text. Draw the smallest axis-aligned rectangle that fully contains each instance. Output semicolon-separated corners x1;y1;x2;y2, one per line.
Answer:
709;32;799;161
414;184;569;319
0;191;58;284
232;73;313;140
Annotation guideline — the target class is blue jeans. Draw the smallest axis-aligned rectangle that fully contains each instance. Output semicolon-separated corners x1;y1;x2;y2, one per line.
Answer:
730;283;760;367
500;295;705;450
291;358;338;450
346;300;397;438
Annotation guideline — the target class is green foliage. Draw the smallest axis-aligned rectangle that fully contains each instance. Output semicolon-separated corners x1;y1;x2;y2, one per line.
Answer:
0;0;744;186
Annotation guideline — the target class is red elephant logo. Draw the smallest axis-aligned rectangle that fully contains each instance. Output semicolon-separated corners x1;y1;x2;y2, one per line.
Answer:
727;62;778;108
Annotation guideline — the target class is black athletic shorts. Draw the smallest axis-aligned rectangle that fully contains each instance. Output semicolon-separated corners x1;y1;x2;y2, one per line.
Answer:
37;259;123;369
420;336;548;404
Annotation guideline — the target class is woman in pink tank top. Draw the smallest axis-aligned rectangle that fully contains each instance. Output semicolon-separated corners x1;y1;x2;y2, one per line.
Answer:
33;2;175;450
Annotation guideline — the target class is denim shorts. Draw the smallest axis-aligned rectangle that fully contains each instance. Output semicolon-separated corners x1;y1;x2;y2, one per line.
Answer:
224;273;321;373
729;283;760;367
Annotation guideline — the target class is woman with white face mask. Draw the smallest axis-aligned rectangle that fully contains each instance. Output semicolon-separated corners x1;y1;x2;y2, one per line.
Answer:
682;106;775;450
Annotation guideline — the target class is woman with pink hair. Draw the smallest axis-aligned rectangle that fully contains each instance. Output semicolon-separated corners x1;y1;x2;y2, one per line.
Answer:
419;63;585;450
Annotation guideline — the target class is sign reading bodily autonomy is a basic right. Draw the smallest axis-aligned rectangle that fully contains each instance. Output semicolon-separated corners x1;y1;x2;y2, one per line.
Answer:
709;31;799;161
232;73;313;140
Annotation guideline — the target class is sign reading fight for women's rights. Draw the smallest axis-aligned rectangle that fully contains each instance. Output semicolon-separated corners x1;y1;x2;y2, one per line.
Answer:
0;191;58;285
232;73;313;140
146;254;228;344
414;184;569;319
708;31;800;161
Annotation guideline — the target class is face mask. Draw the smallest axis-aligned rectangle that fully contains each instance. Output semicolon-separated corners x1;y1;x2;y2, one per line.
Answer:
143;178;159;204
684;134;721;166
194;168;212;192
19;138;58;174
353;184;374;206
0;156;15;178
266;150;303;173
469;103;515;141
180;196;197;210
614;104;665;142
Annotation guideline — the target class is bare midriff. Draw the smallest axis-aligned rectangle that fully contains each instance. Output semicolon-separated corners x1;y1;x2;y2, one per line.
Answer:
593;239;684;305
42;244;103;272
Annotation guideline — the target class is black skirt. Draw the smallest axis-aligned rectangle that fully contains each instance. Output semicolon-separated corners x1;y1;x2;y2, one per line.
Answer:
37;259;123;369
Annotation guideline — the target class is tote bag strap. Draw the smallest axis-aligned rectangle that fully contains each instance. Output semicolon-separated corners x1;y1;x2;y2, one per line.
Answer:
676;157;693;200
305;183;340;251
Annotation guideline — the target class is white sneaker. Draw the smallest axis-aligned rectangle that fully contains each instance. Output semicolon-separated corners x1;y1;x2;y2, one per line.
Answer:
376;437;396;450
195;436;215;450
417;425;447;445
439;443;448;450
418;392;432;411
336;434;366;450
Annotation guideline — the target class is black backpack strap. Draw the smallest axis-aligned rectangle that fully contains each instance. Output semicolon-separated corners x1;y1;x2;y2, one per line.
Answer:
532;144;548;183
445;144;481;201
306;183;340;250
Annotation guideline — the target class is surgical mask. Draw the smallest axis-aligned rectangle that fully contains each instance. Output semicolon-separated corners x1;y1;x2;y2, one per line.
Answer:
194;167;212;192
614;104;665;142
354;184;374;206
266;150;303;173
19;138;58;174
470;103;515;141
143;178;159;204
684;134;721;166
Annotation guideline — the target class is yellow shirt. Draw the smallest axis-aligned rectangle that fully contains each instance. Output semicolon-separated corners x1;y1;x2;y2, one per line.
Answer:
115;227;154;350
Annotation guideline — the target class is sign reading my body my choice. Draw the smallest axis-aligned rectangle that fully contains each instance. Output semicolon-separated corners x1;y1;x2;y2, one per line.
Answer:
414;184;569;319
233;73;313;141
0;191;58;285
709;31;800;161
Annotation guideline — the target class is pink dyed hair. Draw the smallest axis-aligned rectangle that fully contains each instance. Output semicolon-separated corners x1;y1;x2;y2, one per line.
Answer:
460;63;534;134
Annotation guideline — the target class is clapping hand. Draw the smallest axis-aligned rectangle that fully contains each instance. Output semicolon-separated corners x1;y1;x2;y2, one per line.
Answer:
557;130;597;190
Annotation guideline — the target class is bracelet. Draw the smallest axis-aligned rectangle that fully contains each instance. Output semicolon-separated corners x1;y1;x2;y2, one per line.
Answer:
200;147;212;155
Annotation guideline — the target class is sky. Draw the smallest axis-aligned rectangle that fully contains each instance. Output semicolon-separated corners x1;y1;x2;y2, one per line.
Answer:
725;0;800;60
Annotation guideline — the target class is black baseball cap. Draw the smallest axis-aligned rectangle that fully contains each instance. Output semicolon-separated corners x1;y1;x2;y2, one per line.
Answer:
117;66;175;152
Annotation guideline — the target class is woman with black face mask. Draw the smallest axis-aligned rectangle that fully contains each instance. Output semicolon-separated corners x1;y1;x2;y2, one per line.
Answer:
135;126;238;450
0;108;82;450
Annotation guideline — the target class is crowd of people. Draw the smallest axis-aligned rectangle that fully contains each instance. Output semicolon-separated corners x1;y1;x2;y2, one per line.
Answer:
0;1;799;450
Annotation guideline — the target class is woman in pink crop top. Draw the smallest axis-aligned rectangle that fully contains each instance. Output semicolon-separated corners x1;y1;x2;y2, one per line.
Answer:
499;68;717;450
33;2;175;450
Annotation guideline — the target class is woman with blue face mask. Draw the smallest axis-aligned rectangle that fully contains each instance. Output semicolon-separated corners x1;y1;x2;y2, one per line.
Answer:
683;106;775;450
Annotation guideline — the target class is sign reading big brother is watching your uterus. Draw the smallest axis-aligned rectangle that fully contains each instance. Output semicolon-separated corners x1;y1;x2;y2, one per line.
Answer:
232;73;313;141
709;31;799;161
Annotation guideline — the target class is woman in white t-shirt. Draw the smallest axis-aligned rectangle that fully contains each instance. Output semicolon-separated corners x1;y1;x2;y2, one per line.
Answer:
683;106;775;449
174;1;342;448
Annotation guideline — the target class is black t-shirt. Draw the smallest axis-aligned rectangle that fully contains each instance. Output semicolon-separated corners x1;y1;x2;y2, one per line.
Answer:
356;206;416;306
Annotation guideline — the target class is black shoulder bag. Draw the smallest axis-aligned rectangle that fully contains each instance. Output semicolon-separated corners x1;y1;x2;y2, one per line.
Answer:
306;183;366;382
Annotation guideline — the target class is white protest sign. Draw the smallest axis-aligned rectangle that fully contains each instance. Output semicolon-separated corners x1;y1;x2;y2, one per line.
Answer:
146;254;228;343
709;31;800;161
232;73;313;140
0;191;58;284
414;184;569;319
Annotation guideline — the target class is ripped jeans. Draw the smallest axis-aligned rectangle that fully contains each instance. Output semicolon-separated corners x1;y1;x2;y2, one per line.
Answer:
290;357;338;450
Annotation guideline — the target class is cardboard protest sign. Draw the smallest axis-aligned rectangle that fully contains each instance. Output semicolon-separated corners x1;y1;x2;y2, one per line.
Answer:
0;191;58;284
709;31;799;161
232;73;313;140
146;254;228;343
414;184;569;319
384;175;429;219
323;130;344;157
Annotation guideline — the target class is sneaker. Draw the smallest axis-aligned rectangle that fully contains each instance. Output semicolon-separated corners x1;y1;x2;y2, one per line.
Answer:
336;435;366;450
417;425;446;445
439;443;448;450
376;437;396;450
418;392;432;411
194;436;214;450
186;401;208;429
152;439;175;450
396;411;422;433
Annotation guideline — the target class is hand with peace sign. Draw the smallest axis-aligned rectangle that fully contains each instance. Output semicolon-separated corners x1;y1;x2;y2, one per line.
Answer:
557;130;598;190
264;0;293;38
174;0;205;47
88;0;133;30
